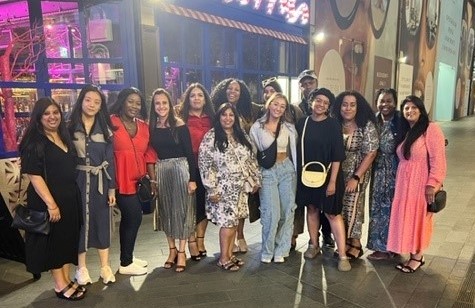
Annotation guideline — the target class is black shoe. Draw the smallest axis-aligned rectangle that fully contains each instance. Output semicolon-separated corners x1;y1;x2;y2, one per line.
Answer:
323;235;335;248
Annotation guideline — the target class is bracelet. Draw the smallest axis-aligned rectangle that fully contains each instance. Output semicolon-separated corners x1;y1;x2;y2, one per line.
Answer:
47;206;58;211
150;180;157;184
352;174;360;182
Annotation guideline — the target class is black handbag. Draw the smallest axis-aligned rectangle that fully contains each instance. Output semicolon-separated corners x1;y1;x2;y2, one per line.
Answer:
10;174;50;235
11;205;50;235
257;140;277;169
137;175;154;203
248;191;260;223
427;190;446;213
256;121;281;169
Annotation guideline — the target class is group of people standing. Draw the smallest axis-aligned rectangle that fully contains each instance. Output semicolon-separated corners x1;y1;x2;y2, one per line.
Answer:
17;68;446;300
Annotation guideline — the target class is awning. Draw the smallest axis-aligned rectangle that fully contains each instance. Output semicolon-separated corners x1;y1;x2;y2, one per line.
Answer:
157;3;307;45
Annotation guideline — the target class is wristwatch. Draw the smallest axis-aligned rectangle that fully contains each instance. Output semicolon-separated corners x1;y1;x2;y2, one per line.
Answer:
352;174;360;182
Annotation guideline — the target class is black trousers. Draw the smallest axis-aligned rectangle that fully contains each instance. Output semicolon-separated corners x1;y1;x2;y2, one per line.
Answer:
117;194;143;267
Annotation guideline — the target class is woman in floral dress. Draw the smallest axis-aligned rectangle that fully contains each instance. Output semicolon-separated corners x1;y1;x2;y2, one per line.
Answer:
367;88;402;260
198;103;260;271
331;91;379;260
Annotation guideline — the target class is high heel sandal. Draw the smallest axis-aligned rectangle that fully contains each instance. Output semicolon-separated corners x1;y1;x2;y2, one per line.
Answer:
175;251;186;273
397;256;425;273
346;243;364;260
196;236;207;257
188;240;202;261
164;247;177;269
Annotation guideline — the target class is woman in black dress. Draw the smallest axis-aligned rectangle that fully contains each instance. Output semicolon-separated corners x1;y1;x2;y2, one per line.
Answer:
19;98;84;300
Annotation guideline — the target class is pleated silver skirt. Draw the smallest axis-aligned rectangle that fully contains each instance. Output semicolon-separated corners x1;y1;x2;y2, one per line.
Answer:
156;157;196;239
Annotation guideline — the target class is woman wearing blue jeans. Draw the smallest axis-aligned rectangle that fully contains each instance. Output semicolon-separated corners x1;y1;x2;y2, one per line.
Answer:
250;93;297;263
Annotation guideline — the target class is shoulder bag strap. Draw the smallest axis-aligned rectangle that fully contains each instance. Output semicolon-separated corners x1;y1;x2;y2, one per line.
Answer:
301;116;309;167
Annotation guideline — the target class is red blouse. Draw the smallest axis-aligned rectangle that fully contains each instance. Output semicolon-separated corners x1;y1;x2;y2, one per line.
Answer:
111;115;157;195
187;114;212;162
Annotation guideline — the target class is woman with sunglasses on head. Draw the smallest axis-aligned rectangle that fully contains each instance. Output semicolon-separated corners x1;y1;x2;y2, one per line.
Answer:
250;93;297;264
176;83;215;260
387;95;446;273
149;88;196;273
68;85;116;285
109;87;157;276
199;103;260;271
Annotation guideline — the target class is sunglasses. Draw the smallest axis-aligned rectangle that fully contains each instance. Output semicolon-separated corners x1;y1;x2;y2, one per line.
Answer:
261;77;277;88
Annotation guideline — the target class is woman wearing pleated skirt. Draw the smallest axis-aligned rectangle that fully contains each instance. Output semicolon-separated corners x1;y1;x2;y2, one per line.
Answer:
149;88;197;273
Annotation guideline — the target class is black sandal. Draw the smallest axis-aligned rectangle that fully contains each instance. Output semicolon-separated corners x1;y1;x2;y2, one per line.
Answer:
55;284;85;301
398;256;425;273
188;240;202;261
231;255;244;266
68;281;87;293
346;243;364;260
164;247;177;269
196;236;207;257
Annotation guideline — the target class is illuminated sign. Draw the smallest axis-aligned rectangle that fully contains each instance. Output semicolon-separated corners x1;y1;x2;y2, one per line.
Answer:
222;0;309;25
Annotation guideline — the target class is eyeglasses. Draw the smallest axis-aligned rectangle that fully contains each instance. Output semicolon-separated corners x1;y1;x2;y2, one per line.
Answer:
262;77;277;88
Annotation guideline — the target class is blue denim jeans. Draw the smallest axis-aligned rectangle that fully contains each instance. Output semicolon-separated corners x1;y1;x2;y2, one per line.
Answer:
260;158;297;259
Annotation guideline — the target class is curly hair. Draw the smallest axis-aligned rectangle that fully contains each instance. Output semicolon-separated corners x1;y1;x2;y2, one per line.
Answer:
210;78;253;121
400;95;429;160
213;103;252;153
68;84;114;142
108;87;148;121
331;90;376;128
177;83;215;122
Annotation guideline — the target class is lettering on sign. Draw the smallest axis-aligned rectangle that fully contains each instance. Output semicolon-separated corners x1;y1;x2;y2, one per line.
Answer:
222;0;309;25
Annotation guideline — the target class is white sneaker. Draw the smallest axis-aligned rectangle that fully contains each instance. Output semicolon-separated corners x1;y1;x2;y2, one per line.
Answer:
274;256;285;263
133;257;148;268
100;265;116;284
338;256;352;272
75;267;92;285
261;257;272;264
304;244;321;259
119;262;147;276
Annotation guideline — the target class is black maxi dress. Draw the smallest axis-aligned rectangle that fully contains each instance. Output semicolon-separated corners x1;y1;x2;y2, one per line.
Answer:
22;137;81;273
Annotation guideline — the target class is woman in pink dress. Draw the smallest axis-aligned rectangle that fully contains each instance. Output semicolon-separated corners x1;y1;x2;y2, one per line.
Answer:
387;95;446;273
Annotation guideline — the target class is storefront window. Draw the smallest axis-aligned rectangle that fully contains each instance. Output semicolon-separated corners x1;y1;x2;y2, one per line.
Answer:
243;33;258;70
184;69;202;87
184;22;202;65
209;27;224;67
243;73;259;103
85;3;122;59
48;63;85;83
224;29;236;68
210;71;225;91
42;1;81;59
88;63;124;84
161;19;182;64
260;37;275;71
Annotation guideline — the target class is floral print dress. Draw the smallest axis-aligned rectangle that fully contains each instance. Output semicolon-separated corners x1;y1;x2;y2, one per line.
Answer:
198;128;260;228
341;121;379;239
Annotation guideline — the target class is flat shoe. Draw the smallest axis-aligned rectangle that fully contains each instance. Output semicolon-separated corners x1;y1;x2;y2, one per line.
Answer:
217;260;240;272
231;255;244;266
367;251;392;261
55;284;85;301
346;243;364;260
232;239;248;253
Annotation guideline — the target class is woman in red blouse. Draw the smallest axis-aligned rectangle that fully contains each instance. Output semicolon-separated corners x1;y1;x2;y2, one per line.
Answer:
109;87;157;276
177;83;215;260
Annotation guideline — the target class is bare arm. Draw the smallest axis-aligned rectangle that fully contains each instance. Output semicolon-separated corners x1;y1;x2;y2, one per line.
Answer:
27;174;61;222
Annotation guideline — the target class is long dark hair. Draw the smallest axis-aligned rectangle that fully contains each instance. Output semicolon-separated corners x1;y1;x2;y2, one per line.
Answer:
19;97;72;159
149;88;180;143
210;78;253;121
331;90;377;128
108;87;148;121
213;103;252;153
177;83;215;122
400;95;429;160
68;84;113;142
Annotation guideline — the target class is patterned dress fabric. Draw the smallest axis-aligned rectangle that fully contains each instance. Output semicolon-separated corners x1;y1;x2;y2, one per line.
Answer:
341;121;379;239
387;123;446;254
367;117;399;251
198;129;260;228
